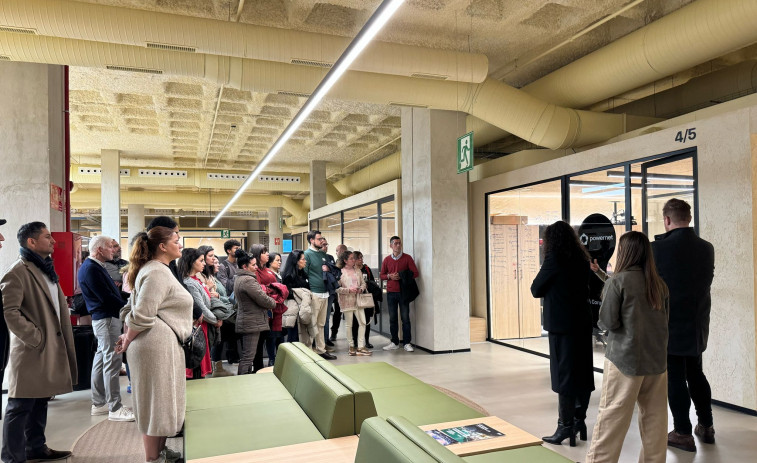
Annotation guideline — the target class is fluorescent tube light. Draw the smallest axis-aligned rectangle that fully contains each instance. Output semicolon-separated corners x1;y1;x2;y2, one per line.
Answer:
210;0;406;227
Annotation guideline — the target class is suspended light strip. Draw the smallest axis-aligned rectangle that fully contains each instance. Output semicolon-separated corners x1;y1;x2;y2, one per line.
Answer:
210;0;406;227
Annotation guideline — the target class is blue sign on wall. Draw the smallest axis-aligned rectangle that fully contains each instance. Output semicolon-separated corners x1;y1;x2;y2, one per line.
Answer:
282;239;293;253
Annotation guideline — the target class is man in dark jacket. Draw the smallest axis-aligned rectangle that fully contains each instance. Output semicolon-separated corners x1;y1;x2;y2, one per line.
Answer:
651;198;715;452
78;235;134;422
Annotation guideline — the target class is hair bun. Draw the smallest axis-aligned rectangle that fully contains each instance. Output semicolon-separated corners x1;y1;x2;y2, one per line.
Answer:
234;248;247;259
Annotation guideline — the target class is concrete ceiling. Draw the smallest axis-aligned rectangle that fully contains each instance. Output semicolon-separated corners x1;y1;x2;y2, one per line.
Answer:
68;0;699;178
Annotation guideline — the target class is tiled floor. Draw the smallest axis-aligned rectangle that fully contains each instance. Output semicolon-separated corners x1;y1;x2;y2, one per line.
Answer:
2;332;756;462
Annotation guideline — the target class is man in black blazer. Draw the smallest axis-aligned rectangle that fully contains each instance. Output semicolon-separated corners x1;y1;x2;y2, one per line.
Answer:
651;199;715;452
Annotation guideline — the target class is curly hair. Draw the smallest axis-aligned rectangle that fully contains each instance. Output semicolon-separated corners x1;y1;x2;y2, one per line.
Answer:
543;220;590;263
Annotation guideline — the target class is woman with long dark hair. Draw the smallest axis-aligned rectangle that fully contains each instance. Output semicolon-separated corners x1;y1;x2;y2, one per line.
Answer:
531;220;599;446
282;250;312;344
196;245;234;377
586;231;669;463
233;250;276;375
178;248;216;379
116;226;192;463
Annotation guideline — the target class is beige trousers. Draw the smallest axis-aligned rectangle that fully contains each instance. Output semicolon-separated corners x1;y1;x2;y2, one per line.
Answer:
311;295;329;354
586;359;668;463
343;308;366;349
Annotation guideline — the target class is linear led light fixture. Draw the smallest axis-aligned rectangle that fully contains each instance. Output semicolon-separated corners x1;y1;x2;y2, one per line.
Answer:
210;0;406;227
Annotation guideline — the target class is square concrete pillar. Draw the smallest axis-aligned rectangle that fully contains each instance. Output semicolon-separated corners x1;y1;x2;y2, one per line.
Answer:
400;108;471;353
0;62;66;271
268;207;283;253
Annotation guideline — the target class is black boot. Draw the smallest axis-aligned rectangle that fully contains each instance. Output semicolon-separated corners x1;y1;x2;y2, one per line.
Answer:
574;418;588;441
542;421;576;446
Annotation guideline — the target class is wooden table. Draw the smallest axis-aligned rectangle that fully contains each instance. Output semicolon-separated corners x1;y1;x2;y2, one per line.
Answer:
188;436;359;463
419;416;543;456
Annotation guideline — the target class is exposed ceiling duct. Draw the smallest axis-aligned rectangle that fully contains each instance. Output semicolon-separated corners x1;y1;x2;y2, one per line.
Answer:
0;32;624;149
70;189;309;225
523;0;757;108
0;0;488;83
609;60;757;119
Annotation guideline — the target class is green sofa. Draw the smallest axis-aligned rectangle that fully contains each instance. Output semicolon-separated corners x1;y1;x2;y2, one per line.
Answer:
184;342;490;460
355;416;575;463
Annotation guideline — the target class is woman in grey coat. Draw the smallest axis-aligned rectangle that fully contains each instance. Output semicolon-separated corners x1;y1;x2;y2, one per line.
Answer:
233;251;276;375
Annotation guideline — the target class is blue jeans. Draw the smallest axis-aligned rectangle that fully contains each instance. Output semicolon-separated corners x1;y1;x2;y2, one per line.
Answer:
387;292;411;345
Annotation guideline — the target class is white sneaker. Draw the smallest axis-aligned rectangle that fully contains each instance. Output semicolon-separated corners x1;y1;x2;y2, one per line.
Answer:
108;406;136;422
404;343;414;352
91;404;109;416
383;342;399;351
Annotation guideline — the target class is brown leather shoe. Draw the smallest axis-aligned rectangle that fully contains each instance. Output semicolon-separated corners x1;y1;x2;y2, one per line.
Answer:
668;430;696;452
694;424;715;444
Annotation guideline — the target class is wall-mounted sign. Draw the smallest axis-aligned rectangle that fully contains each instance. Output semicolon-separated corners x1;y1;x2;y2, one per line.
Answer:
221;229;231;239
50;183;64;212
457;131;474;174
578;213;616;328
274;237;281;246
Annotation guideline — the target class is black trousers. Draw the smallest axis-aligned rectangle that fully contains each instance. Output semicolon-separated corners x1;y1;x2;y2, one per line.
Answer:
1;397;48;463
668;353;713;434
331;300;342;337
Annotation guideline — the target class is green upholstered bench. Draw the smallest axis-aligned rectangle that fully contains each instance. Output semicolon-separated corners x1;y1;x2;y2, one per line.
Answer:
184;343;358;460
337;362;485;425
355;416;575;463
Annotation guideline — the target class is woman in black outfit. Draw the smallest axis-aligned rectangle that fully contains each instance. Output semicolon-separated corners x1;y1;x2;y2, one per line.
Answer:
282;250;309;343
531;220;601;446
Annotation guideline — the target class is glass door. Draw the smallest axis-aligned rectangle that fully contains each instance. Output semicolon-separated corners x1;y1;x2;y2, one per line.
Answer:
641;155;697;237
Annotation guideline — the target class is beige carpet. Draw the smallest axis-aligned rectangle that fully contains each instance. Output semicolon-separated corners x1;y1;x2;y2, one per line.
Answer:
71;419;182;463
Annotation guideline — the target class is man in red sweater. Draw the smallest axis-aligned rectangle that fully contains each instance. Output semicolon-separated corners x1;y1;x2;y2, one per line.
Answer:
380;236;419;352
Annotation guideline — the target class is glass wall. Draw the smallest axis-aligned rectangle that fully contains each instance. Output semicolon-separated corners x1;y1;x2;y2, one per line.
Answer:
488;180;562;341
487;150;697;368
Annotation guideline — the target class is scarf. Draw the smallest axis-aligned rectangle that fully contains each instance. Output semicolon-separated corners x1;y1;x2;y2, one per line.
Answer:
20;247;59;283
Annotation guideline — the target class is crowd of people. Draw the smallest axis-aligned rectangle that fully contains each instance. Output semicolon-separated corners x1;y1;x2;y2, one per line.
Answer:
0;215;420;463
532;198;715;462
0;196;714;463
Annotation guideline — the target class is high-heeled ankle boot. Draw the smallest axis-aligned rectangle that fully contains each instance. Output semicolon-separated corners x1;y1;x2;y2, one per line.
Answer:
574;418;588;441
542;421;576;446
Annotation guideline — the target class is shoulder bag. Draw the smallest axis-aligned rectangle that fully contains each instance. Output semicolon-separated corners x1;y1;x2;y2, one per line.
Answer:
357;292;375;309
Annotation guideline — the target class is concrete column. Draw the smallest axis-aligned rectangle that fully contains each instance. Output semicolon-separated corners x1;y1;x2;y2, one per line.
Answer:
101;149;121;241
268;207;283;253
310;160;328;211
127;204;145;252
400;108;470;353
0;62;66;272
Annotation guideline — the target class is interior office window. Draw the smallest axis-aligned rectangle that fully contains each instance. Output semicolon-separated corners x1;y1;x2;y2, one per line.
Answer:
319;213;342;251
641;156;696;237
487;180;561;341
377;199;396;337
343;203;379;269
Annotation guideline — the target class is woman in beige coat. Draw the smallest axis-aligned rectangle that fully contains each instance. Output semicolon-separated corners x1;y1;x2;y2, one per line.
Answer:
117;227;192;463
336;251;370;356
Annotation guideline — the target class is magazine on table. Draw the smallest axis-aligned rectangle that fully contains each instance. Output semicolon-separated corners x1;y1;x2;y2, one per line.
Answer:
424;423;504;446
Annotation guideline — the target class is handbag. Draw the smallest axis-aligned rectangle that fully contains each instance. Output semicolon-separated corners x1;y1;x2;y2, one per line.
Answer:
180;325;207;369
357;292;375;309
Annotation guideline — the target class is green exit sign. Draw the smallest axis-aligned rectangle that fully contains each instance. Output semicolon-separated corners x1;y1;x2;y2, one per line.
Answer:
457;131;473;174
221;230;231;238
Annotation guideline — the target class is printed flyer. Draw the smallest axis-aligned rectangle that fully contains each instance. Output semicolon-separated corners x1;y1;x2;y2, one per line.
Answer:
425;423;504;446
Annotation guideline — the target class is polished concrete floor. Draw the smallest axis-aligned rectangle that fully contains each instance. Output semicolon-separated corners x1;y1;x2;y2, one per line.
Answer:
2;331;756;462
